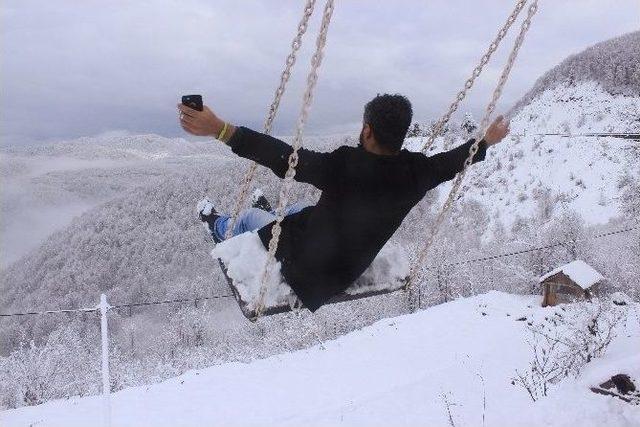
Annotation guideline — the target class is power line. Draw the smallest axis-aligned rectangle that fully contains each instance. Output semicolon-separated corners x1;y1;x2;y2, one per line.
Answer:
0;307;98;317
1;223;637;318
0;294;234;318
510;132;640;141
110;294;234;310
425;223;639;271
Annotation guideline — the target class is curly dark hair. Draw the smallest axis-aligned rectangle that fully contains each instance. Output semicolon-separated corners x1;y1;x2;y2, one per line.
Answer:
363;94;413;152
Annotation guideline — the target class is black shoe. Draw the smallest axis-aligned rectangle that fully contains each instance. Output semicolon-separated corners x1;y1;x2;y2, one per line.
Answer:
196;198;223;243
251;189;272;212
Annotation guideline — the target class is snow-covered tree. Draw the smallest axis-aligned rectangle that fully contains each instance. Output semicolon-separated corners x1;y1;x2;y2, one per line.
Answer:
460;112;478;136
406;122;423;138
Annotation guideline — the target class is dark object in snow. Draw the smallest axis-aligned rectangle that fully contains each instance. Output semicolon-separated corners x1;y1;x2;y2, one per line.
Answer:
217;259;406;320
539;260;604;307
590;374;640;404
610;374;637;394
611;292;632;306
251;190;273;212
516;316;527;321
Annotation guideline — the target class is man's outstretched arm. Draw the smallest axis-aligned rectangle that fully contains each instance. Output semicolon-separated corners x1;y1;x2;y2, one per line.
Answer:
418;115;510;190
177;103;334;191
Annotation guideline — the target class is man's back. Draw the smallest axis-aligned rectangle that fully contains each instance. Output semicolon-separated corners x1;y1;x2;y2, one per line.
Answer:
229;127;487;311
271;147;425;305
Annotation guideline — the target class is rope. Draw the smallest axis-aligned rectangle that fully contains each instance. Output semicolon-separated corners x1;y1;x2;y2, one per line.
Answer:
254;0;336;320
406;0;540;294
225;0;317;239
420;0;529;153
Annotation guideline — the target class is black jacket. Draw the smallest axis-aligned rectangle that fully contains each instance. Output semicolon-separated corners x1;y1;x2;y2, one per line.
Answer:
228;127;487;311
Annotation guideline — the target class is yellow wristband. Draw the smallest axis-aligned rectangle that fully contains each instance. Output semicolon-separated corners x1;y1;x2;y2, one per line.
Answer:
217;122;229;141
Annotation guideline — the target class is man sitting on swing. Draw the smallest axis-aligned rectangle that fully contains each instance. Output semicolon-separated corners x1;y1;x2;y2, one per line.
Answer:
178;94;509;312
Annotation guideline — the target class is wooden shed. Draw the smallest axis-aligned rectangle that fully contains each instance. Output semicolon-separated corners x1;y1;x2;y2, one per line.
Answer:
539;260;604;307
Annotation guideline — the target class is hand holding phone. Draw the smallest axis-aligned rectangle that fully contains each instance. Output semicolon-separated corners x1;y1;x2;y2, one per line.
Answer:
178;95;227;138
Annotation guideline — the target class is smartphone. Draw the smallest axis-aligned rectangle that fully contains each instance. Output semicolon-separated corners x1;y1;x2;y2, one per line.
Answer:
182;95;203;111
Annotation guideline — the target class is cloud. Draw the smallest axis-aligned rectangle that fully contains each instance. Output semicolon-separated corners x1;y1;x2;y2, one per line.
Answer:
1;0;638;144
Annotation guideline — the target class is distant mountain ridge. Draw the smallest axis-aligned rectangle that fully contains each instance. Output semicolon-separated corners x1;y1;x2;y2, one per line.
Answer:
512;30;640;114
1;134;228;161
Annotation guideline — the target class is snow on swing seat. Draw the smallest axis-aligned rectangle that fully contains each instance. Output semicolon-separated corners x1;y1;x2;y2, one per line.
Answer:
211;232;410;320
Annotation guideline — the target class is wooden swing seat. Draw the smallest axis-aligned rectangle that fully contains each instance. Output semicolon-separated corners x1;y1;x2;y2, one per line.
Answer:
212;232;409;320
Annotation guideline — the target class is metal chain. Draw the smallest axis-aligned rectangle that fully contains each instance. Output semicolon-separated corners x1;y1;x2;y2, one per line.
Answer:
420;0;528;154
225;0;317;239
406;0;540;295
253;0;336;319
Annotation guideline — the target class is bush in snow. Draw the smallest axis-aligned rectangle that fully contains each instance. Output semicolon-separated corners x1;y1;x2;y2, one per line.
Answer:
619;175;640;220
460;112;478;136
512;299;625;401
406;122;423;138
0;322;99;408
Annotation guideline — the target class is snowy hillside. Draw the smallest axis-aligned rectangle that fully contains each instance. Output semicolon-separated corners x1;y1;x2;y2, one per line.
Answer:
0;135;326;311
0;133;232;267
459;81;639;227
2;292;638;427
402;30;639;230
446;30;639;229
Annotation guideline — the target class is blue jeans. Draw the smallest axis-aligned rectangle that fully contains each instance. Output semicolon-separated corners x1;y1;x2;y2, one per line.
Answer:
212;201;311;241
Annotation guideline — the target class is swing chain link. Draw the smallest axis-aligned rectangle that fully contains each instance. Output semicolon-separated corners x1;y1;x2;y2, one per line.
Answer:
419;0;528;154
406;0;539;295
254;0;336;319
225;0;317;239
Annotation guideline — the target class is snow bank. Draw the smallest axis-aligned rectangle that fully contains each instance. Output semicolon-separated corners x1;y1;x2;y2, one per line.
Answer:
211;232;410;311
540;259;604;289
3;292;638;427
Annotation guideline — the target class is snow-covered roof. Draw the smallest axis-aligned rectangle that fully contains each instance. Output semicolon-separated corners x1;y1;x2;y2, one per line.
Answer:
539;260;604;289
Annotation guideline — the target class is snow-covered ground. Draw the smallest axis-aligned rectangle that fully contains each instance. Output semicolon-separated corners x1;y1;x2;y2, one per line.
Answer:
2;291;638;427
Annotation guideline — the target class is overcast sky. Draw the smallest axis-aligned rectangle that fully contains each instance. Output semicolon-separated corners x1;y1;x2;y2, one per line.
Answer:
1;0;638;145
